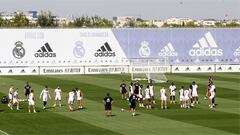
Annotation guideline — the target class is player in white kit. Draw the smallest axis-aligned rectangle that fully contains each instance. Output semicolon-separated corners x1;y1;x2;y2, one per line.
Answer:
40;86;51;109
192;81;199;105
76;88;83;109
53;86;62;107
28;90;36;113
67;90;76;112
208;83;216;109
149;83;156;104
145;85;151;110
138;85;144;107
8;85;14;110
179;86;185;108
160;87;167;109
184;88;190;109
128;82;134;100
12;88;20;110
169;82;176;104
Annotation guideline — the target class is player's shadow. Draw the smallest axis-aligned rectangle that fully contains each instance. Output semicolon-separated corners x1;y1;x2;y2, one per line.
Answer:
134;113;141;116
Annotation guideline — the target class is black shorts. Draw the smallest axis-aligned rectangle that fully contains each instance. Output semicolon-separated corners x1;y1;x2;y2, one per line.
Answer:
121;89;127;94
130;103;136;109
25;90;30;96
105;105;112;110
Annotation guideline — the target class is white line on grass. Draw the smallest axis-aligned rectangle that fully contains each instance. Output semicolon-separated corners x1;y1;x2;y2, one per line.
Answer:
0;129;9;135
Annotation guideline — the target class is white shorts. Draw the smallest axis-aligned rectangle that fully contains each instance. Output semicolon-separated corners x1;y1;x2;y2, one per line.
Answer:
180;96;184;102
77;97;82;101
161;96;167;101
138;94;143;99
150;92;154;97
29;100;35;106
42;96;48;102
192;90;198;97
145;95;151;100
68;99;74;105
55;95;61;100
170;92;175;96
184;96;189;101
209;95;215;100
9;94;13;100
13;98;19;104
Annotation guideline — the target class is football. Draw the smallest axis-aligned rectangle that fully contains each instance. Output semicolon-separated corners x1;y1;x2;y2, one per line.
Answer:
121;108;125;112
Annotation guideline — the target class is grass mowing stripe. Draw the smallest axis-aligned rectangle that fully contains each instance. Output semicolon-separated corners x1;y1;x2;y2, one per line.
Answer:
0;130;9;135
0;80;122;135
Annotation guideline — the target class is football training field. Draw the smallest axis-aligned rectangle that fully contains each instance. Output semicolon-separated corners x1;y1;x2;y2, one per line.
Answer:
0;73;239;135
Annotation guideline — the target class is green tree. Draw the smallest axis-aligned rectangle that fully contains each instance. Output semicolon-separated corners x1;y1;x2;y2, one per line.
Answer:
37;11;57;27
12;12;29;27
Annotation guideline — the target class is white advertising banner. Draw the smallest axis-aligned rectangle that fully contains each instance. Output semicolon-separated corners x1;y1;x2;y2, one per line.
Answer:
85;66;129;74
216;65;240;72
130;65;170;73
0;29;127;66
0;67;39;75
172;65;215;73
40;66;84;75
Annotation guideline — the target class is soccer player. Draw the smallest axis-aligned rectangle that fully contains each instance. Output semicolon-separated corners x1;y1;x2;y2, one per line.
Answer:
120;80;127;100
138;85;144;107
129;93;138;116
28;90;36;113
208;83;216;109
8;85;14;110
179;86;185;108
188;84;193;107
53;86;62;107
103;93;113;117
133;80;140;96
149;83;156;104
12;88;20;110
128;82;134;100
192;81;199;105
76;88;83;109
160;87;167;109
184;88;190;109
67;90;76;112
24;82;31;99
145;85;151;110
40;86;51;109
169;82;176;104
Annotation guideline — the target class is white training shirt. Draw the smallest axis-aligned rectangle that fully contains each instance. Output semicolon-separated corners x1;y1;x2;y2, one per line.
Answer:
55;88;61;97
129;85;134;94
210;85;216;96
29;93;34;101
145;88;150;98
149;85;154;94
184;89;189;98
9;87;14;95
40;89;50;98
192;84;198;92
169;85;176;93
76;90;81;98
13;91;18;99
179;89;184;97
160;88;166;97
68;91;75;101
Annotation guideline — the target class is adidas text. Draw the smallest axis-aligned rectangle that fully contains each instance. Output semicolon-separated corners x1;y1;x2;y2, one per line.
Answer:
94;52;116;57
35;52;56;57
158;52;178;57
189;48;223;56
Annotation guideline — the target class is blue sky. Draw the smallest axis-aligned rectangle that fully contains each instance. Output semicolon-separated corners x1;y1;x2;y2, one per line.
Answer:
0;0;239;19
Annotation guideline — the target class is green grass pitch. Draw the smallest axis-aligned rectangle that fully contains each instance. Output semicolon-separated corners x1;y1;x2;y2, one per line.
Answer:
0;73;239;135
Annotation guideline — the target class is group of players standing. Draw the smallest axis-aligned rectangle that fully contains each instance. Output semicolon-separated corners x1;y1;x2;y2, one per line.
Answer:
119;76;216;116
7;82;84;113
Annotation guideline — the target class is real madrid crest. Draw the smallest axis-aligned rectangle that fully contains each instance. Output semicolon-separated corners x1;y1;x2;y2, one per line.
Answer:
139;41;151;57
73;41;85;58
12;41;25;59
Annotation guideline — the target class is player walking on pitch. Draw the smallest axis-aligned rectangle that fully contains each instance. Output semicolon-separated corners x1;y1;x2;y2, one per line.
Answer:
28;90;36;113
40;86;51;109
8;85;14;110
192;81;199;105
67;90;76;112
149;83;156;104
120;80;127;100
76;88;83;109
129;93;138;116
169;82;176;104
24;82;31;99
12;88;20;110
179;86;185;108
103;93;113;117
53;86;62;107
160;87;167;109
145;85;151;110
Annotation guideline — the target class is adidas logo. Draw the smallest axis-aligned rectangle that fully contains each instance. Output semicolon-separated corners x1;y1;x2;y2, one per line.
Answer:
94;42;116;57
35;43;56;58
158;43;178;56
189;32;223;56
233;46;240;56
